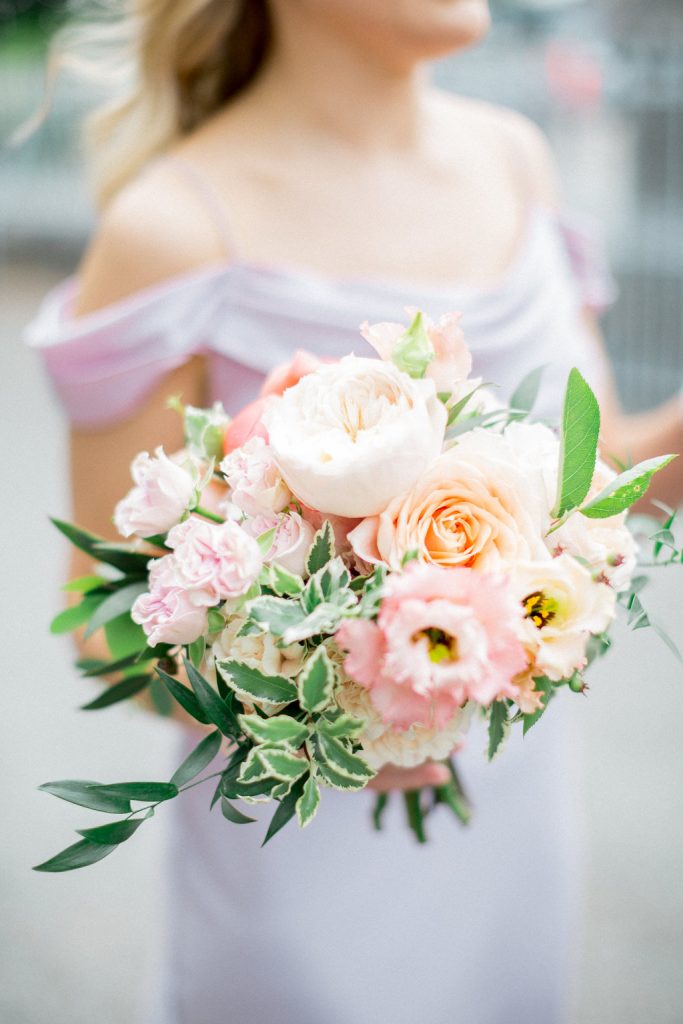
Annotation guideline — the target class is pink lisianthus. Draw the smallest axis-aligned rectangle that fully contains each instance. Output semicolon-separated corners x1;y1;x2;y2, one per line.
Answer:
113;447;197;538
131;556;208;646
220;436;292;516
260;349;326;398
166;516;262;602
244;511;316;577
361;308;472;393
335;564;527;730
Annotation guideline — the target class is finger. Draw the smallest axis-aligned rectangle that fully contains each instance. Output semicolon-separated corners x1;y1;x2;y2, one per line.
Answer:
368;762;450;793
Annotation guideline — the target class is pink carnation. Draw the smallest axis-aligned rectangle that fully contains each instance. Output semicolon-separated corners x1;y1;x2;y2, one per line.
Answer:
113;447;196;538
220;436;291;516
336;563;527;730
131;556;208;646
166;516;262;602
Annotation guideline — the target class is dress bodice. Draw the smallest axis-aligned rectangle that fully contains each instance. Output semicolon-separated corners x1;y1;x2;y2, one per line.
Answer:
25;203;616;426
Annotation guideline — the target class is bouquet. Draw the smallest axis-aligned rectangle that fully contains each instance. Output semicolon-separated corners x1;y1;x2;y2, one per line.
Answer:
35;310;680;871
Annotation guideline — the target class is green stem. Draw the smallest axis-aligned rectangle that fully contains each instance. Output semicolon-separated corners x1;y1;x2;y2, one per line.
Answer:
404;790;428;843
123;769;226;821
195;505;225;524
372;792;389;831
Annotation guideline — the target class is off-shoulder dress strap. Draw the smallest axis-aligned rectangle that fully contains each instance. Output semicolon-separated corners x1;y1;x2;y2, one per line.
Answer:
162;155;238;260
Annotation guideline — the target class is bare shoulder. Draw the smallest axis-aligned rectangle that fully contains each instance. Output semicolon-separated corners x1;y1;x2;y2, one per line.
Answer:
75;162;229;316
434;91;561;208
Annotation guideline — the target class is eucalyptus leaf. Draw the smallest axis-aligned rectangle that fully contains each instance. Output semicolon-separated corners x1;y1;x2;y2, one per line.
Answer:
508;365;546;419
221;796;257;824
551;368;601;519
262;776;307;846
156;667;211;725
184;657;240;736
38;780;132;814
580;455;676;519
78;812;152;845
170;730;222;788
34;838;119;873
81;674;151;710
84;582;148;639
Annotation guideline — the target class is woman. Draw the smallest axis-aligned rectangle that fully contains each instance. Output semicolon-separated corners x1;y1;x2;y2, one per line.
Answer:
26;1;683;1022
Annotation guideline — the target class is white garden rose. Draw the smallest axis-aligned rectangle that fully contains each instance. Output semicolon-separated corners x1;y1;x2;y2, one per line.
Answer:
264;355;447;518
513;553;616;681
336;678;473;769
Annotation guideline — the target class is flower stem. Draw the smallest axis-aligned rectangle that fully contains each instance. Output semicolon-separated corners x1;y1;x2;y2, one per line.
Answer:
195;505;225;524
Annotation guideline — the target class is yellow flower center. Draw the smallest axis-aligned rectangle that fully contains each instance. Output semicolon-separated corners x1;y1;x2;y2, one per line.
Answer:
414;627;460;664
523;590;558;629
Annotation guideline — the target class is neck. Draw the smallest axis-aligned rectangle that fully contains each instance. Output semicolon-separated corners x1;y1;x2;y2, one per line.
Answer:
250;6;430;151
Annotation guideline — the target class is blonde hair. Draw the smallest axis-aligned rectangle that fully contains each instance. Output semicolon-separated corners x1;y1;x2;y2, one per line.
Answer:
48;0;270;207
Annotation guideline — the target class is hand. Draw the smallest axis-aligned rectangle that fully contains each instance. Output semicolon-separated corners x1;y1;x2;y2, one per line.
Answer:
367;761;451;793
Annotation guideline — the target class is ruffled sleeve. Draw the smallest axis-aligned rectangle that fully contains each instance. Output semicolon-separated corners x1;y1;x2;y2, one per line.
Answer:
24;265;230;428
556;210;618;315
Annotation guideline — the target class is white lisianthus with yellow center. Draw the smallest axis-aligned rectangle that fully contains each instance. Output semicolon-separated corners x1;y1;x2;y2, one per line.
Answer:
513;554;616;681
264;355;447;518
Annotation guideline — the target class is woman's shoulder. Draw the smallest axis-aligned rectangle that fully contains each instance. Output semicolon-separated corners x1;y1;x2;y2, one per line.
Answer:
75;159;230;317
432;90;561;209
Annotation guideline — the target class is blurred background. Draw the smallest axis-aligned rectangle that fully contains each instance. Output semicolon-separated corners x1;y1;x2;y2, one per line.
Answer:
1;1;682;1022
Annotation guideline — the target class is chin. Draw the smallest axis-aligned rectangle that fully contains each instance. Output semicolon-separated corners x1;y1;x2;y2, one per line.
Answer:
403;0;492;59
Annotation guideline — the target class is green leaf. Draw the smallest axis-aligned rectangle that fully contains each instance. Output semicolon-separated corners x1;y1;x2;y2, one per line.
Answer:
78;811;152;845
312;757;369;791
184;402;228;461
522;677;554;735
580;455;677;519
391;310;434;379
269;563;305;597
446;381;489;426
298;646;336;714
238;714;309;748
551;368;601;519
63;574;107;594
184;657;240;736
93;782;178;802
282;603;346;645
81;674;151;710
187;635;205;669
403;790;428;843
306;521;335;575
262;776;307;846
170;730;222;788
33;839;119;873
155;667;211;725
256;526;277;557
50;518;149;575
220;796;257;824
217;659;297;707
509;365;546;419
257;747;309;782
295;774;320;828
82;649;160;677
316;713;365;740
650;618;683;666
37;780;131;814
104;614;148;659
84;581;148;639
50;595;104;635
247;596;306;638
207;608;226;633
316;732;373;781
487;700;509;760
372;792;389;831
148;677;174;716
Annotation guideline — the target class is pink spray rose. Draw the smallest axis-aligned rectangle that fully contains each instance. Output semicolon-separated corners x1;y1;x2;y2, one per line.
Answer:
361;308;472;393
113;447;197;538
220;436;292;516
244;511;316;577
131;556;208;646
336;563;527;731
166;516;262;602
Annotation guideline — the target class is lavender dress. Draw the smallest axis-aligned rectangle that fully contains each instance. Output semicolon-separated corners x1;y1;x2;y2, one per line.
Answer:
26;185;615;1024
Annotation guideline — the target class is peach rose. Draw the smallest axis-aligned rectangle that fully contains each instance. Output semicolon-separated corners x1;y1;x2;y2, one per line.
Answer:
349;428;550;571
